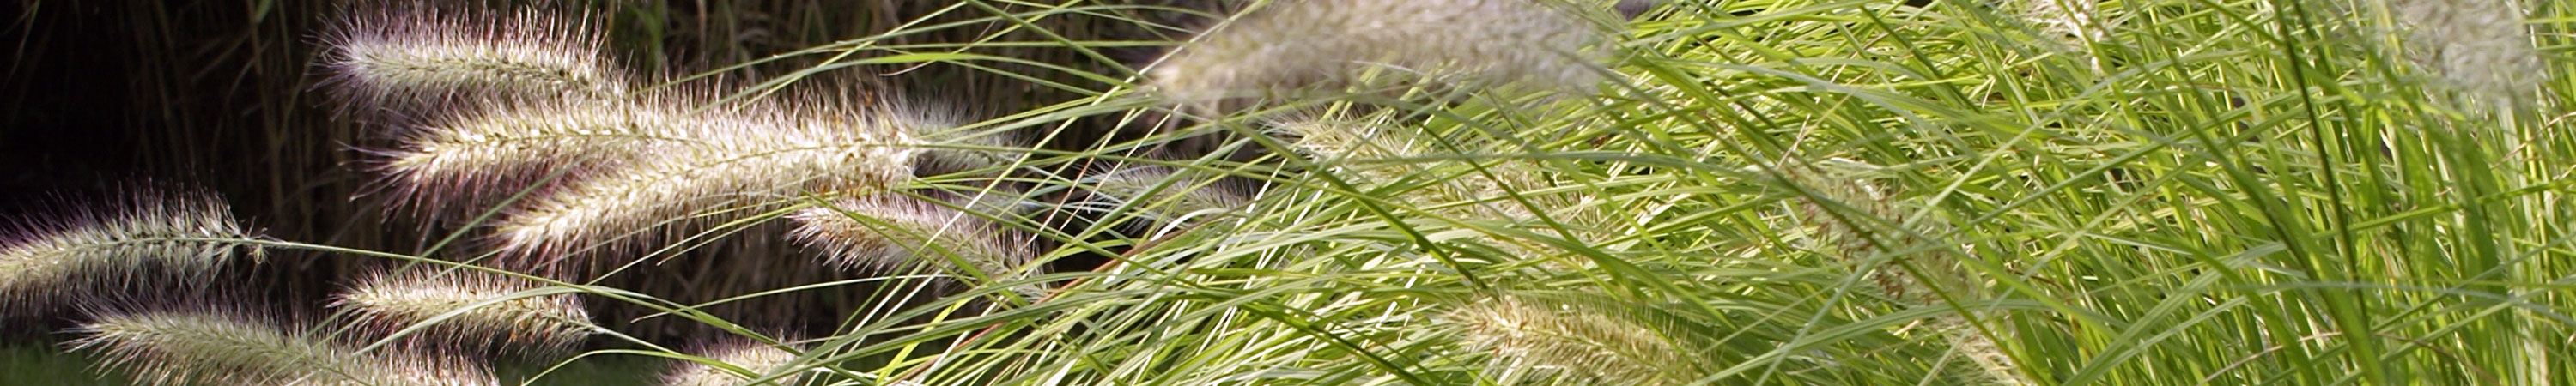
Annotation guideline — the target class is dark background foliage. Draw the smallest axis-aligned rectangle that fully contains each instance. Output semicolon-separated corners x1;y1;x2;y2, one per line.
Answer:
2;0;1206;344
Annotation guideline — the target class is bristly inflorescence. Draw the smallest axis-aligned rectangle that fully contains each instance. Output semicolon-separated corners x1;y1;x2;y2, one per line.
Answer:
1444;295;1689;385
2391;0;2547;109
486;100;929;270
0;190;257;313
370;99;703;214
659;338;805;386
1273;112;1610;264
323;4;625;112
1148;0;1623;106
1773;160;2030;385
69;308;498;386
1083;165;1256;235
787;192;1037;280
331;268;594;354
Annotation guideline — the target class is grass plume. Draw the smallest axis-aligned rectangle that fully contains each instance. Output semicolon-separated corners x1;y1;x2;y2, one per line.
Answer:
68;309;497;386
787;193;1037;280
2389;0;2548;109
1084;166;1256;235
1148;0;1619;105
1444;295;1692;385
1777;160;2028;384
489;100;929;270
373;100;700;213
331;268;593;353
660;339;803;386
0;190;256;312
323;4;626;110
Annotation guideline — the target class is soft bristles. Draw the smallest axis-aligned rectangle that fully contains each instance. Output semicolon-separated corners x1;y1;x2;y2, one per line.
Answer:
331;268;592;353
1776;161;2030;384
1150;0;1614;104
0;190;253;311
909;123;1030;178
1088;166;1255;232
787;194;1036;280
1272;112;1433;182
1443;296;1683;384
374;100;696;212
1931;315;2028;386
2392;0;2546;107
660;340;802;386
68;310;497;386
324;4;624;109
1776;161;1941;300
487;102;926;269
1271;114;1556;221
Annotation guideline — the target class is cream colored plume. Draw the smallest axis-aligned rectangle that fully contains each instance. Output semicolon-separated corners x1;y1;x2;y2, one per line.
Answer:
70;309;497;386
332;268;593;353
660;339;804;386
787;193;1037;280
489;101;927;268
1150;0;1619;104
1;190;255;311
324;5;625;107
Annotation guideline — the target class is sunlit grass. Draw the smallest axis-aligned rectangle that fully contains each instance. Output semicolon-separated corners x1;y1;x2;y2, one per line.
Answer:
7;0;2569;384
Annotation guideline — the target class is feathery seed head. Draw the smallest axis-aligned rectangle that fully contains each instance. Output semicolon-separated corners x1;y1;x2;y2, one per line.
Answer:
1444;296;1685;384
1929;315;2031;386
2005;0;2106;45
1;190;255;312
661;340;803;386
1268;112;1446;185
906;113;1028;178
325;4;626;111
70;309;497;386
2391;0;2547;109
374;100;699;214
1150;0;1619;105
1086;166;1255;233
332;268;592;353
1272;112;1429;164
788;193;1036;280
488;100;929;269
1772;160;1959;300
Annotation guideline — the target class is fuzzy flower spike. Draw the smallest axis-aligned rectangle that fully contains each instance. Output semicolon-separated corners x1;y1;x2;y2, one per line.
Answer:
70;308;497;386
331;268;593;354
2391;0;2548;110
1445;295;1691;384
787;192;1038;281
489;99;932;271
324;4;627;111
660;338;806;386
1149;0;1622;106
1;190;257;313
370;97;705;214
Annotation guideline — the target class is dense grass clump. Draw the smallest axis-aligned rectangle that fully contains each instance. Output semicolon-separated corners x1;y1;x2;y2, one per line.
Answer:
3;0;2571;384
